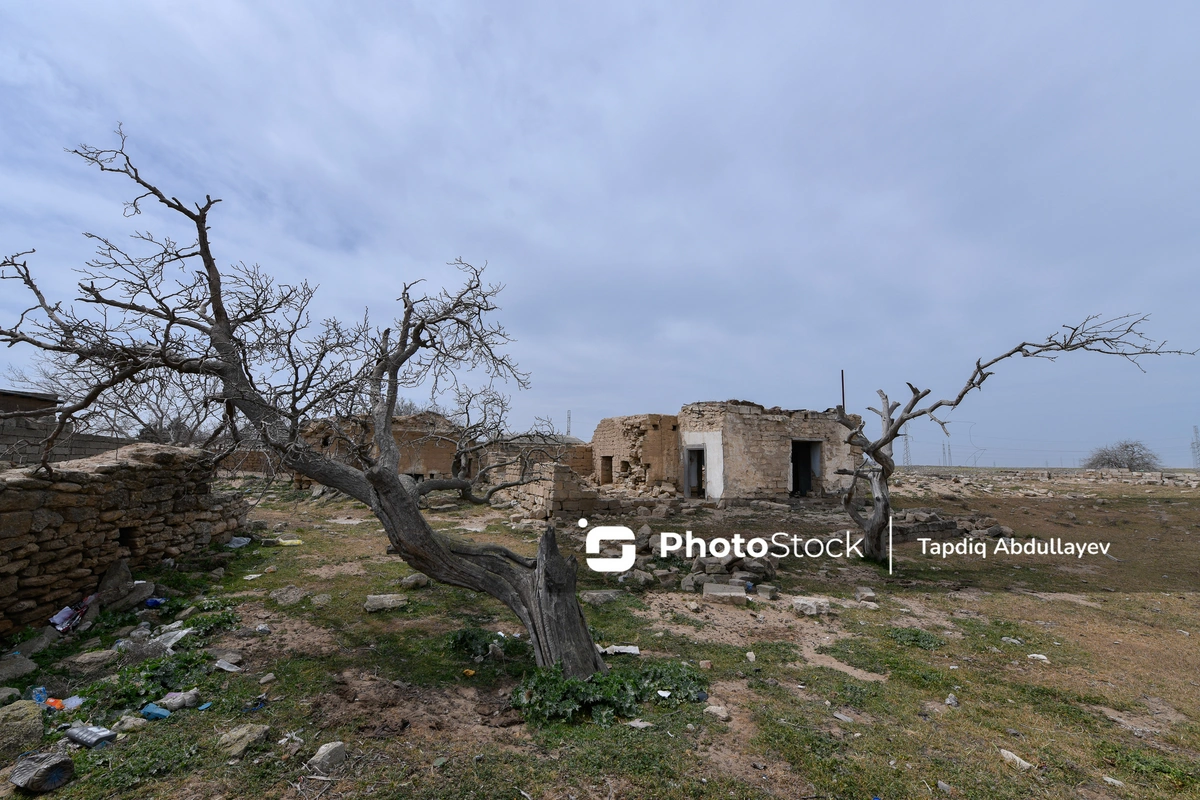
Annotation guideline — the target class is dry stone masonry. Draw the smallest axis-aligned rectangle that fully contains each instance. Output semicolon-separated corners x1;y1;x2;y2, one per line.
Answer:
0;443;248;634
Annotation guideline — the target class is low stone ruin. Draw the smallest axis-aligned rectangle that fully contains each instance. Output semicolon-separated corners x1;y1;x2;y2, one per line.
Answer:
0;443;248;635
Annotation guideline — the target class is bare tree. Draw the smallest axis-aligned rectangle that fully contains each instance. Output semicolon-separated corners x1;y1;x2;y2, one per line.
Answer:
0;129;607;677
835;316;1193;561
1083;439;1163;472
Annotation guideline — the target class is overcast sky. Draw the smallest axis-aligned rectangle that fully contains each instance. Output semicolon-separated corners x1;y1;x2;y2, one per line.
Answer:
2;3;1197;466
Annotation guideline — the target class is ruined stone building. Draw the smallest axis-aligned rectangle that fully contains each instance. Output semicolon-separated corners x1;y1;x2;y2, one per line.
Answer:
589;400;862;502
298;411;460;485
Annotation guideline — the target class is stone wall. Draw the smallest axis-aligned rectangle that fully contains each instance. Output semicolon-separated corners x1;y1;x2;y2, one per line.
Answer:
590;414;680;489
678;401;862;501
0;444;248;635
498;463;599;521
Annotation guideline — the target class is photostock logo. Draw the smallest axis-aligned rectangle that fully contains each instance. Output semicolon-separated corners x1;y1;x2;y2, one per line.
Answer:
581;519;636;573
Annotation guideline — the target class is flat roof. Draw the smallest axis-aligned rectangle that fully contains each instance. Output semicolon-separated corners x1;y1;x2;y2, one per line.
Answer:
0;388;59;403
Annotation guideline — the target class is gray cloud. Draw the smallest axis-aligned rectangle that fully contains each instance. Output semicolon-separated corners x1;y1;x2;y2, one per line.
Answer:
1;2;1197;465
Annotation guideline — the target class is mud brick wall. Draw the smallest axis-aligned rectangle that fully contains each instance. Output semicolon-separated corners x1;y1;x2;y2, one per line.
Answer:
590;414;680;488
0;443;248;635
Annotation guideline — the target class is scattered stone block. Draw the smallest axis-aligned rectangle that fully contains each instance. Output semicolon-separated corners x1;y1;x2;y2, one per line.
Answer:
704;705;731;722
219;724;271;758
311;594;331;607
792;596;831;616
363;595;407;612
307;740;347;773
854;586;877;603
400;573;430;589
580;590;625;606
702;583;748;606
268;585;310;607
756;584;778;600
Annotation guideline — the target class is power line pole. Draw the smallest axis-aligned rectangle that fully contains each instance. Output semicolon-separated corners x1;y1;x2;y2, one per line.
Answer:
902;422;911;467
566;410;571;437
1192;425;1200;470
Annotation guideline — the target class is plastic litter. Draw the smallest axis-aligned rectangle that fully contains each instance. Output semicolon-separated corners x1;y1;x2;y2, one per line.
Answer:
227;536;252;549
140;702;171;720
197;702;212;711
145;598;167;608
63;696;85;710
214;659;243;673
9;751;75;792
278;539;304;546
29;686;48;704
243;574;263;581
66;725;118;748
44;698;64;711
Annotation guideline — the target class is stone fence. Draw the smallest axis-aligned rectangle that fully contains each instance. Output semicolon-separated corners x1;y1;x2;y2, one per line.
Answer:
0;444;248;635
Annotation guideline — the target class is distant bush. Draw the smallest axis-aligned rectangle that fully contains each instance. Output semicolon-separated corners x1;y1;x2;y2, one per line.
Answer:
1083;440;1162;472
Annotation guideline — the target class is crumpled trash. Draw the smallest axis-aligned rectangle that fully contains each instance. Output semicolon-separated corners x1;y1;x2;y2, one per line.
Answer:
277;539;304;546
157;688;201;711
63;696;85;710
145;598;167;608
9;751;75;792
214;659;243;673
226;536;252;549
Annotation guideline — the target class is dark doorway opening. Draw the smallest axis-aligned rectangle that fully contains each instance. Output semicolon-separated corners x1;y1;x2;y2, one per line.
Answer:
791;441;815;496
686;448;706;499
600;456;613;485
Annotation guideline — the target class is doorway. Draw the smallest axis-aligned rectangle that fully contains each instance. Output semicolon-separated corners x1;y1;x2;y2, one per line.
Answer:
600;456;613;485
790;441;817;496
686;448;706;499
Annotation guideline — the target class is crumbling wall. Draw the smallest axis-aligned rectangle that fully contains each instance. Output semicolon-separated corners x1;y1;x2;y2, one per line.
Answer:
590;414;679;489
0;444;248;635
679;401;862;501
499;463;598;521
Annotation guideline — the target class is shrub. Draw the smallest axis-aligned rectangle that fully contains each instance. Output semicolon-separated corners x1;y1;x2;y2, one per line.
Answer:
512;661;708;726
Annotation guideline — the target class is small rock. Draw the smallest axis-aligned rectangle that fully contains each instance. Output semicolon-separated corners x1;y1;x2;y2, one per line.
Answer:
1102;776;1125;787
1027;653;1049;663
0;700;44;762
308;740;347;772
1000;636;1023;645
945;693;959;708
219;723;271;758
311;594;331;607
259;673;276;685
400;573;431;589
625;719;653;729
268;585;310;607
704;705;731;722
854;586;877;603
756;583;779;600
580;590;625;606
832;711;854;723
698;660;712;670
745;651;756;663
363;594;408;612
0;687;18;705
936;779;953;794
0;656;39;684
702;583;748;606
686;602;700;612
999;748;1033;770
64;649;121;675
791;596;831;616
255;624;271;635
